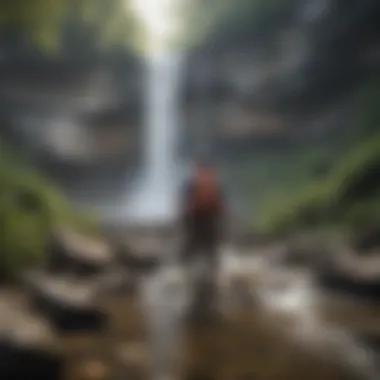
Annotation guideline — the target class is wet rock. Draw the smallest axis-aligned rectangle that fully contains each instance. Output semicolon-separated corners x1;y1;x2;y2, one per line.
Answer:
0;290;63;380
116;239;161;275
279;244;311;266
0;339;63;380
25;272;107;332
274;237;336;269
358;333;380;351
357;333;380;372
317;249;380;300
352;227;380;253
96;267;134;296
318;272;380;299
47;228;113;277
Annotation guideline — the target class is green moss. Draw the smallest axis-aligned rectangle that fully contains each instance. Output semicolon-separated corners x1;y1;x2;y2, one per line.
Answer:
255;133;380;235
255;179;333;234
0;142;99;282
0;0;142;54
246;75;380;236
331;134;380;206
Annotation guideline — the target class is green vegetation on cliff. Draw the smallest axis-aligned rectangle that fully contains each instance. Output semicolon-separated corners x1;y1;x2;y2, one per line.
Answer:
251;78;380;235
0;142;98;282
0;0;142;54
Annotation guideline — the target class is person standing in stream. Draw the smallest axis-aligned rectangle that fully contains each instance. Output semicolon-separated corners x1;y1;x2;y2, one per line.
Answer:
179;157;227;316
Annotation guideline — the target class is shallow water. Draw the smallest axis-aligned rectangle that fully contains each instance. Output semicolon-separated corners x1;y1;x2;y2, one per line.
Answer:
13;246;380;380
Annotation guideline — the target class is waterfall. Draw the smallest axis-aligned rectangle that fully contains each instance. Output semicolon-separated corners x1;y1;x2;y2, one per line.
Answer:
126;51;185;224
98;0;188;226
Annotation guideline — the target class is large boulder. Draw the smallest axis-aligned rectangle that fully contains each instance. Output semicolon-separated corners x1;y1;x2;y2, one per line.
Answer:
352;226;380;253
0;290;63;380
0;340;62;380
357;333;380;372
317;247;380;299
24;271;107;332
273;236;337;269
318;271;380;299
47;228;114;276
115;238;162;275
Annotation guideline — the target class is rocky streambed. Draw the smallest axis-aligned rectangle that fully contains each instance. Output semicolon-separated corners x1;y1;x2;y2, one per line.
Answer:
1;230;380;380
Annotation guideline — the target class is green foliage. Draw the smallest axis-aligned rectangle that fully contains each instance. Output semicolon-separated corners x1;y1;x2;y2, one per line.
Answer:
0;0;67;52
332;135;380;204
73;0;142;52
0;0;142;53
245;75;380;236
255;133;380;235
256;179;334;234
0;142;98;282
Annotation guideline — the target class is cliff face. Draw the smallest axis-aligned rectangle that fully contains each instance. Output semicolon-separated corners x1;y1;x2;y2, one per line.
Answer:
179;1;380;231
0;53;144;201
182;0;380;158
182;33;310;158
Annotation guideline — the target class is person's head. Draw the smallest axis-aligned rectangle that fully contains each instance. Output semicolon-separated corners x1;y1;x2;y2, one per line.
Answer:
192;156;217;181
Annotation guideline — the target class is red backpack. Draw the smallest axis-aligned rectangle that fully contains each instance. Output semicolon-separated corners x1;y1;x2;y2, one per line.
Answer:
190;169;221;213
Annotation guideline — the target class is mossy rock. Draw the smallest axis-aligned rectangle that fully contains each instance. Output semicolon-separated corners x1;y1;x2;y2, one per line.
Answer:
0;290;63;380
255;132;380;235
0;142;99;282
26;272;107;332
46;228;113;276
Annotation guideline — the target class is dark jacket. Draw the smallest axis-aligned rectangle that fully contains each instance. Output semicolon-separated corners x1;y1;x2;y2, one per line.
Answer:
180;175;225;239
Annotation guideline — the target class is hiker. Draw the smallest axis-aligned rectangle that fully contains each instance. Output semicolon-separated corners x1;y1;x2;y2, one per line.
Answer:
179;158;226;314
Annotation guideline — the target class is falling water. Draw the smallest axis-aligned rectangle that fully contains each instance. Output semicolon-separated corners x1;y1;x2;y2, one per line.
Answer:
127;52;185;223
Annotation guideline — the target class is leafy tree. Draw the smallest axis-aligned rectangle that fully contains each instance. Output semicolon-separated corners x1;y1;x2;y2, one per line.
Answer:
0;0;142;54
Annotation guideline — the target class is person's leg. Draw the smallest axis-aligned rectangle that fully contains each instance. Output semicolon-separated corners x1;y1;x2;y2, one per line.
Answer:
203;235;220;309
179;233;197;265
181;235;208;323
188;226;220;320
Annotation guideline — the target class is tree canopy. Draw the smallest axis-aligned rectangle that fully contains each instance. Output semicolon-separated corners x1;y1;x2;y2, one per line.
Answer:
0;0;143;54
0;0;300;54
